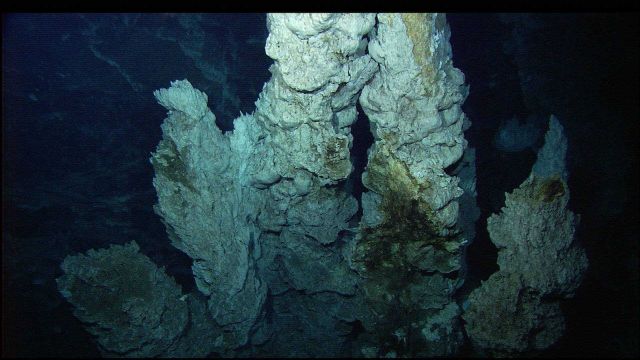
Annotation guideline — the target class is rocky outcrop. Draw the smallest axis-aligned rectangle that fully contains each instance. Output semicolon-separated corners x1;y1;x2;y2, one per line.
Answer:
150;13;379;353
59;13;478;357
352;13;471;356
56;241;220;357
463;115;588;356
151;79;267;349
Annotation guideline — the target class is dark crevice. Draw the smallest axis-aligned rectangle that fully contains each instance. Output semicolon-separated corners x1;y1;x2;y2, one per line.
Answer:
346;102;375;223
343;319;366;340
444;155;464;176
369;14;379;44
215;115;235;134
448;13;527;301
335;229;355;249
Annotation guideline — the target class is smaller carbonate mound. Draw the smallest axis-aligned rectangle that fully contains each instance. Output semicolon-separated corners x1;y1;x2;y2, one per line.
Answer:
463;272;566;357
463;115;588;356
56;241;188;357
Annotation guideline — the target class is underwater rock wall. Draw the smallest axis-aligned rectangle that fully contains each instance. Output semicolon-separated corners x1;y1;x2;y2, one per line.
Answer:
463;115;588;356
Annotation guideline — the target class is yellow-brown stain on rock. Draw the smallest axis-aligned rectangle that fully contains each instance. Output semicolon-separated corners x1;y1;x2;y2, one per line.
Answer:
535;176;565;203
357;143;458;293
323;136;350;179
400;13;446;96
151;138;198;193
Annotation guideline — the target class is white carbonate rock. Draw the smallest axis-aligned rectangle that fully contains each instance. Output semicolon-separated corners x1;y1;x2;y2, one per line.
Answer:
150;13;380;354
64;13;478;357
532;114;568;180
418;303;466;357
56;242;221;358
488;174;587;297
463;115;588;356
287;187;358;245
56;242;188;357
360;191;384;228
154;79;209;121
489;115;587;297
266;13;376;92
256;13;378;184
276;228;359;295
151;80;267;349
352;13;470;356
359;13;468;233
463;272;566;357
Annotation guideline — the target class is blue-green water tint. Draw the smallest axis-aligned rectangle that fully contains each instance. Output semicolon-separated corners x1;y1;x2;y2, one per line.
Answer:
2;12;637;358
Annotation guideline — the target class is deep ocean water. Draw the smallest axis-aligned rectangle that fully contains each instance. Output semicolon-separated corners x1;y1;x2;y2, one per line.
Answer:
2;13;638;357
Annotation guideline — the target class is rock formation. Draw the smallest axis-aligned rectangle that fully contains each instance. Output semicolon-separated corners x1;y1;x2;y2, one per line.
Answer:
56;241;220;357
54;13;585;358
463;115;588;356
352;13;472;356
148;12;475;357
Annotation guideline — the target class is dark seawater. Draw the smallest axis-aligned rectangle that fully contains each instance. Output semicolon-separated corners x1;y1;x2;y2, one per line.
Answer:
2;13;638;357
447;13;639;357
